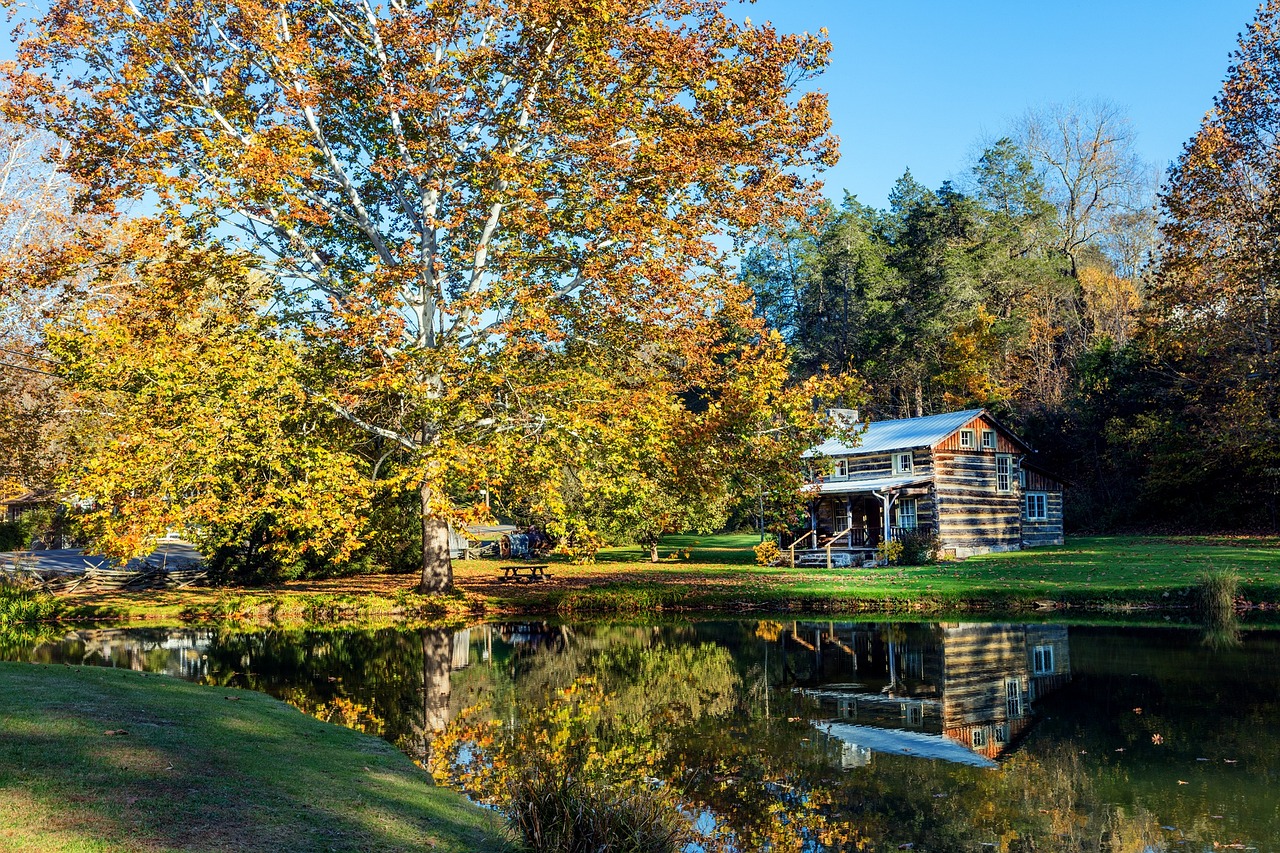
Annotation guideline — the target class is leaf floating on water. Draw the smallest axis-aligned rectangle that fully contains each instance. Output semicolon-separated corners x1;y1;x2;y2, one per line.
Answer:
1133;707;1143;715
1152;733;1164;745
103;729;127;736
1115;748;1125;752
1177;780;1188;785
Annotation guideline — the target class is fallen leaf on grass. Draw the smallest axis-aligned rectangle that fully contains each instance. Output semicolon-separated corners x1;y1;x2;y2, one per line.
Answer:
103;730;128;736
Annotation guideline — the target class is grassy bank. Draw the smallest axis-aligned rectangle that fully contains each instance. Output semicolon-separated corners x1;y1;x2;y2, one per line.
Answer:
18;534;1280;625
0;662;506;853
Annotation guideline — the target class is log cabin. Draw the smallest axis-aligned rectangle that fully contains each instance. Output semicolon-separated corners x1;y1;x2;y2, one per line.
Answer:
796;409;1063;563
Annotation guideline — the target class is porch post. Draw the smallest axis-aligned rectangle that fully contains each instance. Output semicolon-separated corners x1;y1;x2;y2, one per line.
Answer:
809;500;818;533
845;497;853;547
881;493;892;543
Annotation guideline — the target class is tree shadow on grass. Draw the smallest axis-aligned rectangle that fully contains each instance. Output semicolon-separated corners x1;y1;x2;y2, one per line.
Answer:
0;663;509;852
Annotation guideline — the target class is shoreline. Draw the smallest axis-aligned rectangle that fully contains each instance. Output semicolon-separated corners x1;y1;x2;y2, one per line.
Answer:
5;534;1278;629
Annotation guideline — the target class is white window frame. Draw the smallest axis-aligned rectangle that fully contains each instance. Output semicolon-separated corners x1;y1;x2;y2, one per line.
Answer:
981;429;996;450
1032;644;1054;675
1025;492;1047;521
893;452;913;474
971;727;987;748
996;454;1013;493
959;429;975;449
896;498;918;530
833;458;849;479
1005;678;1023;718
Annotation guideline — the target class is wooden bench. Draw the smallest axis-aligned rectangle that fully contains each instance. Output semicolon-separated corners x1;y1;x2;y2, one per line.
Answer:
499;564;551;583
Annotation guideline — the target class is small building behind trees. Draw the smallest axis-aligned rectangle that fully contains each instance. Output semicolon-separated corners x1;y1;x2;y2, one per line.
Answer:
797;409;1064;561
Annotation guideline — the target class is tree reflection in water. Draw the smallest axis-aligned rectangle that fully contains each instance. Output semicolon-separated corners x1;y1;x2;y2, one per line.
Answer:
10;620;1280;851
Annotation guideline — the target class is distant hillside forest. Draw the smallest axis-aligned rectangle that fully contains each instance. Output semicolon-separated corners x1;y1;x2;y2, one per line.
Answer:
742;98;1280;533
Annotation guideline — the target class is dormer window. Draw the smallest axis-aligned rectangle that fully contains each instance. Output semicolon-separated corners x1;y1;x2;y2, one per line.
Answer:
981;429;996;450
893;452;913;474
959;429;975;449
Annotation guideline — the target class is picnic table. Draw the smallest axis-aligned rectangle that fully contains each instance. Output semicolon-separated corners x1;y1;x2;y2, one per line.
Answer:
498;564;551;583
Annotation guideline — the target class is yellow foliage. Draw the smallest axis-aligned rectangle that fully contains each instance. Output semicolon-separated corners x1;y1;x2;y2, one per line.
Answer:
753;539;781;566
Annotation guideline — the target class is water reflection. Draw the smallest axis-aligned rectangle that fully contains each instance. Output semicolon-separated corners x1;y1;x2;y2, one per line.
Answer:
786;623;1073;768
5;620;1279;851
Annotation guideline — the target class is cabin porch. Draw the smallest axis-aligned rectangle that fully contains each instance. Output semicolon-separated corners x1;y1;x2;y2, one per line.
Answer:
785;484;933;568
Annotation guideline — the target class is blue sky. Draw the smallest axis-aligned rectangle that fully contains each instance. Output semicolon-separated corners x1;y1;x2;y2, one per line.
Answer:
737;0;1260;207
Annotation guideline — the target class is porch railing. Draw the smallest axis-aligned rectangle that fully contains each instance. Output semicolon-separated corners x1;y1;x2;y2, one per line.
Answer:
890;524;934;541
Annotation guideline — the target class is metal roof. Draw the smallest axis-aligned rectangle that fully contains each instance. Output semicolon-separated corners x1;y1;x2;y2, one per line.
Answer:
804;409;986;458
803;474;932;496
817;722;997;768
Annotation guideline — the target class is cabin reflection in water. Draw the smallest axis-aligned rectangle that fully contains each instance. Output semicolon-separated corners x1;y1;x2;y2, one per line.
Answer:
780;623;1071;768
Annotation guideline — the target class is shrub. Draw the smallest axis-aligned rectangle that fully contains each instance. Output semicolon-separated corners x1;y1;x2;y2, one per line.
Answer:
753;539;781;567
0;522;22;552
875;540;903;566
507;772;687;853
0;578;62;625
898;529;942;566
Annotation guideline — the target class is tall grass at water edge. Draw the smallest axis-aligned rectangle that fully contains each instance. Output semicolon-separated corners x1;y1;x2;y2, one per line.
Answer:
1195;567;1240;620
506;773;688;853
0;578;61;625
1196;568;1242;648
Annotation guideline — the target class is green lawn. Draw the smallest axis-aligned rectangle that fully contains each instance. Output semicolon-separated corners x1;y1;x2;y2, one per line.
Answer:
26;534;1280;626
0;663;507;852
486;534;1280;613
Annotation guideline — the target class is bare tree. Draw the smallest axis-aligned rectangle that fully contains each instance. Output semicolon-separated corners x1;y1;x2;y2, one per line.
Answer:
1017;100;1151;277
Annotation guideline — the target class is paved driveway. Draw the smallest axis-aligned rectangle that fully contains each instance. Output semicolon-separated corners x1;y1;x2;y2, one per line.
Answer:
0;542;203;574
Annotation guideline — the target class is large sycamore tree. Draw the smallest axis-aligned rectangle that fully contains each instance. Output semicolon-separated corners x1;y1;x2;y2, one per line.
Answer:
5;0;840;590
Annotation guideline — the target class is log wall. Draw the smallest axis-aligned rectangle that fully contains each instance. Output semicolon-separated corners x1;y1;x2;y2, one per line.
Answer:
933;449;1022;556
938;624;1031;730
821;448;934;481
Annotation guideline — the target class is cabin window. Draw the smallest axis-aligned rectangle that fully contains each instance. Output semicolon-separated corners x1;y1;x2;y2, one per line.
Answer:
959;429;975;449
833;459;849;479
971;728;987;748
1025;492;1048;521
896;498;918;530
1006;678;1023;718
981;429;996;449
893;452;913;474
902;703;923;726
993;724;1009;745
996;455;1013;493
1033;644;1054;675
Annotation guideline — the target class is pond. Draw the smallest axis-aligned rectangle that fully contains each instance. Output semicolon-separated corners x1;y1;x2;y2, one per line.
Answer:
4;618;1278;851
